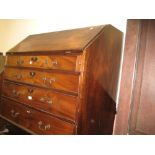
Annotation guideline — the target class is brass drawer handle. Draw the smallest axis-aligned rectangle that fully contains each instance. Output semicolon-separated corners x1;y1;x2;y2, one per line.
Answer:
47;99;53;104
29;71;36;77
49;78;56;84
11;110;20;118
14;112;20;117
39;97;53;104
15;74;22;80
40;97;45;102
44;124;51;130
51;60;58;66
12;90;20;97
38;121;51;131
42;77;55;85
17;60;24;65
42;77;47;83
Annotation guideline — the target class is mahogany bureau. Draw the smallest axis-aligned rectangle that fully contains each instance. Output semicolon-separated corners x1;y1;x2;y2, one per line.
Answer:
0;25;123;134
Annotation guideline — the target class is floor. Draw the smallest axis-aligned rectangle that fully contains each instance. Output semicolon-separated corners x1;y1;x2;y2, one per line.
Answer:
0;118;30;135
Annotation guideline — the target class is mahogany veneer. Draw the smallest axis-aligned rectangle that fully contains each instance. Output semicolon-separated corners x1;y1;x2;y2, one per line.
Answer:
0;25;123;134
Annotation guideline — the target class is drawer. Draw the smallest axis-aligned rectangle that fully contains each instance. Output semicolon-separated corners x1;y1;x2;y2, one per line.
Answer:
3;81;77;121
0;98;30;128
0;98;75;134
4;68;79;94
29;108;75;135
6;56;20;66
6;55;80;71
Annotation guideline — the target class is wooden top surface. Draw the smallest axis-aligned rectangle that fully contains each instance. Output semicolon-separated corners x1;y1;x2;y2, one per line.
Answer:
8;25;106;53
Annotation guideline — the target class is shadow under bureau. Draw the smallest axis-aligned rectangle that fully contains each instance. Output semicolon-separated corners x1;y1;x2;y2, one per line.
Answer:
0;25;123;134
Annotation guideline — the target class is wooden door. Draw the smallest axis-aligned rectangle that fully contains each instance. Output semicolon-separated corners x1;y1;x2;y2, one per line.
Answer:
114;19;155;135
129;20;155;134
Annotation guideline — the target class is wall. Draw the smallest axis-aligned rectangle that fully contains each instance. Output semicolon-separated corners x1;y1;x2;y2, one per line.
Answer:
0;19;127;53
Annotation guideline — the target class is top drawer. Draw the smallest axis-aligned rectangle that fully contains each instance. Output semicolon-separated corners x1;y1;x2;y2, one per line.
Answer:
6;55;81;72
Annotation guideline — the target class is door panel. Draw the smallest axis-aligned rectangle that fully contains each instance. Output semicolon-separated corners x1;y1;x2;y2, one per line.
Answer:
129;20;155;134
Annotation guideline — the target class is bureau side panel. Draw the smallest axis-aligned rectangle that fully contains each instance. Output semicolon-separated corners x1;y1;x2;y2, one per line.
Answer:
77;25;123;134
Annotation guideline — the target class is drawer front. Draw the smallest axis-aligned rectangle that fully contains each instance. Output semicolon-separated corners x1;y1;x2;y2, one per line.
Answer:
0;98;30;128
3;81;77;121
0;98;75;134
29;109;75;135
6;56;20;66
4;68;79;94
6;55;78;71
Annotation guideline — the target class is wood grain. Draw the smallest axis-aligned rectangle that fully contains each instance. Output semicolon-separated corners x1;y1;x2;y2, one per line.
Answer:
8;25;105;53
114;20;141;135
0;97;30;129
129;20;155;134
3;81;77;121
0;98;75;135
114;19;155;135
6;55;80;71
4;67;79;94
77;25;123;134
